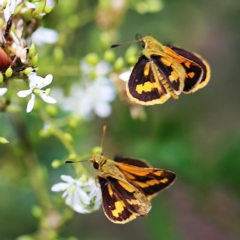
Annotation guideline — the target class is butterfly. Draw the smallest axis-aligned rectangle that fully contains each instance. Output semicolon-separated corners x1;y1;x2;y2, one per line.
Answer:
112;35;211;105
90;152;176;224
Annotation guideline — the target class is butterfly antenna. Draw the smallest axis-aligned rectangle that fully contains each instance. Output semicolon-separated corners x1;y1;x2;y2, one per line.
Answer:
65;159;89;164
100;125;107;154
111;38;143;48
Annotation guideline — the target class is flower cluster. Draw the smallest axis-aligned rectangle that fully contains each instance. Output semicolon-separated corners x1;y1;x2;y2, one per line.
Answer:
52;59;116;120
17;72;56;112
0;0;58;112
51;175;102;214
0;0;55;68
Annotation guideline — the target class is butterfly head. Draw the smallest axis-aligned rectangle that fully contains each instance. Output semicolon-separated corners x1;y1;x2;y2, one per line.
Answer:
141;36;164;54
90;153;106;170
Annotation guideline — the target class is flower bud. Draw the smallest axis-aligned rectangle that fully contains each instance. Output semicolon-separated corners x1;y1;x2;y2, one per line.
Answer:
14;2;23;15
85;53;99;66
69;153;77;160
2;0;8;8
0;18;4;28
68;116;81;128
92;146;102;154
51;160;61;168
46;105;58;117
0;137;9;144
34;2;45;14
44;5;52;13
5;67;13;77
23;67;34;75
32;205;43;218
0;72;3;84
114;57;124;71
29;44;36;57
29;54;38;65
103;49;115;63
64;133;73;143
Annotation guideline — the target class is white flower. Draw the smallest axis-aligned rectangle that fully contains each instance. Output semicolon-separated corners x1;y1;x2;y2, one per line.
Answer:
46;0;55;7
31;27;59;47
17;72;56;113
80;60;111;77
50;60;115;120
51;175;102;214
1;0;22;21
119;70;132;82
0;87;7;96
59;78;115;120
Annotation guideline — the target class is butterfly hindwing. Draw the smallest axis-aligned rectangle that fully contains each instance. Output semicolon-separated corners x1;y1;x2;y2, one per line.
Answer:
98;177;137;223
98;175;151;224
151;54;185;95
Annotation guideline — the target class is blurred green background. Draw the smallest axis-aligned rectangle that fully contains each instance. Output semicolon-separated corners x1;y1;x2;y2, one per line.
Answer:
1;0;240;239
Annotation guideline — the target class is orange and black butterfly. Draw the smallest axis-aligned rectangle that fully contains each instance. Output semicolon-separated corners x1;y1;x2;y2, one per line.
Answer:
90;153;176;223
67;126;176;223
112;35;211;105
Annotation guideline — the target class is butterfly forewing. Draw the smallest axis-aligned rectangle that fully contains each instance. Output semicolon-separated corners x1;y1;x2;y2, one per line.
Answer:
115;157;176;199
114;156;151;167
166;45;210;93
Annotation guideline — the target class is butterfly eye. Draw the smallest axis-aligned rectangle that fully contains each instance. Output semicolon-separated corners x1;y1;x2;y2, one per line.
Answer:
93;161;99;169
141;41;145;48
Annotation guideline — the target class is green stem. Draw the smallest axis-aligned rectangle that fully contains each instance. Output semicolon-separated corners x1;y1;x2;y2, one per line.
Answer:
9;113;52;209
38;107;88;176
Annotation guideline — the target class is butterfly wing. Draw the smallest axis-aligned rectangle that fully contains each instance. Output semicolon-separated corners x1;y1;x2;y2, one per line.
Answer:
115;157;176;200
165;45;210;93
98;176;151;224
126;55;171;105
150;54;185;95
114;155;151;168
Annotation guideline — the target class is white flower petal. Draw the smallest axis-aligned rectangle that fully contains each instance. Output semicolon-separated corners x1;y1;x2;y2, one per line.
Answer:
28;72;38;89
94;102;111;118
51;183;69;192
31;27;59;46
0;88;7;96
17;89;32;97
46;0;55;7
98;84;115;101
119;70;132;82
60;175;76;183
26;94;36;112
50;87;64;101
41;74;53;87
61;97;75;112
28;73;54;89
62;188;69;198
80;60;93;74
39;94;57;104
96;61;111;75
75;187;91;205
34;76;47;88
52;174;101;214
